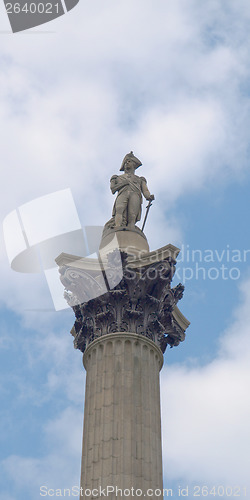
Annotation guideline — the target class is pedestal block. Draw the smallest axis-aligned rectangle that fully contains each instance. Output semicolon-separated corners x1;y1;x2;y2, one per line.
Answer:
99;227;149;258
81;333;163;499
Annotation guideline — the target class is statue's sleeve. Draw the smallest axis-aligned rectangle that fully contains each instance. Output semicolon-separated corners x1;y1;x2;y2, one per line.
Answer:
141;177;151;200
110;174;129;194
110;175;118;194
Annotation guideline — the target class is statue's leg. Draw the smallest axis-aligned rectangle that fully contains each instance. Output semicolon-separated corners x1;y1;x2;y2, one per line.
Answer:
114;192;129;227
127;192;141;228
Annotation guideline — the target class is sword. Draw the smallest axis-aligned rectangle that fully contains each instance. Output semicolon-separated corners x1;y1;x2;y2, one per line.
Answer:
141;198;154;232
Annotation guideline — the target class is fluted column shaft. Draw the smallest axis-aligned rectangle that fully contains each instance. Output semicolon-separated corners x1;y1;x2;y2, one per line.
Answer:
80;333;164;500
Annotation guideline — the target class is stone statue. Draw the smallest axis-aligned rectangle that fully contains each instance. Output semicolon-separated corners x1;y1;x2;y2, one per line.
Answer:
104;152;155;232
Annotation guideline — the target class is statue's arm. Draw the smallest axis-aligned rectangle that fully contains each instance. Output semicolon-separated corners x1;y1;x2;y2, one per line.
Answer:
110;175;129;194
141;177;155;201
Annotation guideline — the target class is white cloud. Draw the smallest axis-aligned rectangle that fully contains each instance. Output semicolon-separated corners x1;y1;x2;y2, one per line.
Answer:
1;407;83;494
161;277;250;491
134;98;227;202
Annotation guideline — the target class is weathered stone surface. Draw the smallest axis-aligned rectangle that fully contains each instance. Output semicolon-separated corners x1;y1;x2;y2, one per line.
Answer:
80;333;164;499
99;227;149;257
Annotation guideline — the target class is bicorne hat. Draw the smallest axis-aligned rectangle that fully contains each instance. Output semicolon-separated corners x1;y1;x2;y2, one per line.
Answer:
120;151;142;171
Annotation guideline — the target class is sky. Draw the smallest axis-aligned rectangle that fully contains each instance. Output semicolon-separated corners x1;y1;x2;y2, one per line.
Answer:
0;0;250;498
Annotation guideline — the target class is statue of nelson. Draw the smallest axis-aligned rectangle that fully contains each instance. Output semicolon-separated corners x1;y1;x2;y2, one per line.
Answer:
107;152;154;231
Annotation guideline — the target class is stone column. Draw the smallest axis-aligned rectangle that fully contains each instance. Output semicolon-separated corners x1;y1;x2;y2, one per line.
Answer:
56;244;190;500
80;333;163;499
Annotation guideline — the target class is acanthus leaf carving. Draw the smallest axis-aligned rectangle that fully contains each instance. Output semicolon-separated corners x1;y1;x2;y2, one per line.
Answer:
61;251;187;354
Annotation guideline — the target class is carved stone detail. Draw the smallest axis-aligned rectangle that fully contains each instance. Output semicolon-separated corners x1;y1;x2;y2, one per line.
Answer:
58;250;187;354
